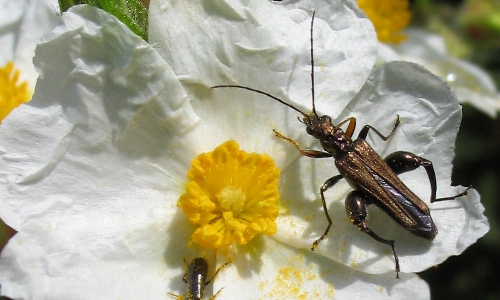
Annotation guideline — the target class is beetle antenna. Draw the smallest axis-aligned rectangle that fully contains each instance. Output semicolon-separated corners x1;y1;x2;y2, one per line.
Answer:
310;10;318;117
211;85;309;119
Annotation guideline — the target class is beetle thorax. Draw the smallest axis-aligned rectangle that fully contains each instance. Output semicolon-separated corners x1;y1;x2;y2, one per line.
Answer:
306;115;352;158
320;127;352;158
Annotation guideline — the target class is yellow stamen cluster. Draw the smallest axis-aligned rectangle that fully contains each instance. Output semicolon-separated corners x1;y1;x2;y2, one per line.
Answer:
178;140;280;249
358;0;411;44
0;61;31;122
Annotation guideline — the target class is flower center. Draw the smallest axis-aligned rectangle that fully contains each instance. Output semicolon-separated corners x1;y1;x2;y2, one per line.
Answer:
217;185;246;214
178;140;280;249
0;61;31;122
358;0;411;44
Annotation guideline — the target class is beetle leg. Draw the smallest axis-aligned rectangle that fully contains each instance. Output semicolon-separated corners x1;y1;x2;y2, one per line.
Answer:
384;151;437;203
432;186;472;202
273;129;332;158
182;258;190;283
208;287;225;300
345;191;400;278
384;151;472;203
358;115;400;140
204;261;231;300
205;260;231;285
311;175;344;251
336;117;357;139
167;292;180;299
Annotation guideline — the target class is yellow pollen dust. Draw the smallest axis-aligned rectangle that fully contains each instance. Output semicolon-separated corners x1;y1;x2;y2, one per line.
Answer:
178;140;280;249
0;61;31;122
358;0;411;44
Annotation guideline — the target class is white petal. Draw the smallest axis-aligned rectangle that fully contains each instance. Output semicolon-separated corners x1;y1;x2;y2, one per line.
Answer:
148;0;378;170
210;237;430;299
0;0;60;89
0;104;72;228
1;4;192;225
149;0;377;117
0;5;200;298
274;62;489;274
0;207;187;299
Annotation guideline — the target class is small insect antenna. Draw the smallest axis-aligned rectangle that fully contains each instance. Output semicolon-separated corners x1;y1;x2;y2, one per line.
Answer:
310;10;318;117
211;85;310;120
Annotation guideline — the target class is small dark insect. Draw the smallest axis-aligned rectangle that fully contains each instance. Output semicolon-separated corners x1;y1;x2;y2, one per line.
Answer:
212;11;471;277
169;257;230;300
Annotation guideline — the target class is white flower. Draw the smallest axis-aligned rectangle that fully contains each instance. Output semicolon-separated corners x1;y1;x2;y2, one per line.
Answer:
0;1;488;299
378;29;500;117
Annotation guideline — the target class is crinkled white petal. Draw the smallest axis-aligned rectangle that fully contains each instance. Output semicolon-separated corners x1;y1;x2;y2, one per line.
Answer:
0;3;197;227
149;0;377;170
0;0;60;90
378;29;500;117
0;5;197;299
208;237;430;299
274;61;489;274
0;208;180;299
149;0;377;119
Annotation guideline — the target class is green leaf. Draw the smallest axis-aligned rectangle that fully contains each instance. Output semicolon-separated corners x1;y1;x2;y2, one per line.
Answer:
58;0;148;41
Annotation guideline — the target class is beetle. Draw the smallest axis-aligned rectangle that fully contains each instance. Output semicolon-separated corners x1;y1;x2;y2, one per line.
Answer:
169;257;230;300
212;11;470;277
